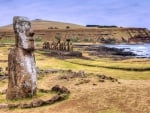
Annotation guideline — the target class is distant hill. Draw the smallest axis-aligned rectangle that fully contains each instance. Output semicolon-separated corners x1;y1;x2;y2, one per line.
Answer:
0;19;86;32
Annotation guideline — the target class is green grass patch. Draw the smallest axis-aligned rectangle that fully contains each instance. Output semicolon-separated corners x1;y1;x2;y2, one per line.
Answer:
101;107;122;113
35;54;150;80
0;38;15;44
0;90;56;104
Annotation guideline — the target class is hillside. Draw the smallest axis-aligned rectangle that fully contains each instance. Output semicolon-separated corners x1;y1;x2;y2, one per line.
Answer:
0;20;150;43
0;19;86;32
34;28;150;43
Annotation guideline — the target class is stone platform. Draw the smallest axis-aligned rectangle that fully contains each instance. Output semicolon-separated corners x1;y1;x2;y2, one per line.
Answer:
44;50;82;57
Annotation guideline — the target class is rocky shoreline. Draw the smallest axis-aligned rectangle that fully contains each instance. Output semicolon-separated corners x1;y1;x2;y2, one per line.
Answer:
85;45;136;57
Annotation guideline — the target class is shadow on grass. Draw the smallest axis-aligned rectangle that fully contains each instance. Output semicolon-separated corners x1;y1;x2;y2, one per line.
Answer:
66;61;150;72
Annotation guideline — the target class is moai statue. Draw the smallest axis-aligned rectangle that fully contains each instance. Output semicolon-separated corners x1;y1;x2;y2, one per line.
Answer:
51;42;54;50
60;41;64;51
66;39;70;51
63;41;66;51
49;41;52;49
43;42;46;49
6;16;37;100
53;42;56;50
57;43;60;50
46;42;50;49
70;42;73;51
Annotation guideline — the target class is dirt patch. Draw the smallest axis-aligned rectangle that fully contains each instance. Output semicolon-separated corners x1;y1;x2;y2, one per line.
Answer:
41;78;150;113
0;60;7;63
0;71;150;113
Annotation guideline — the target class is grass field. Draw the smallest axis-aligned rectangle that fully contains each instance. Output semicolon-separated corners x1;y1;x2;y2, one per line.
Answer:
0;44;150;113
36;48;150;80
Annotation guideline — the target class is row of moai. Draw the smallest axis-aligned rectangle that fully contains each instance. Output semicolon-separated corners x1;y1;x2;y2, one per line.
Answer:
43;39;73;51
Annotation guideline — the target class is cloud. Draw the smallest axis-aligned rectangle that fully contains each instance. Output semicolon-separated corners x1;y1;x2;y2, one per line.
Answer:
0;0;150;29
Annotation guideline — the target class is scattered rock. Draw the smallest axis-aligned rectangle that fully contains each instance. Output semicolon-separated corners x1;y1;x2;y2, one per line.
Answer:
47;94;65;103
98;75;106;79
51;85;70;94
37;67;61;75
19;103;32;108
8;104;19;109
75;79;90;85
99;79;105;82
43;94;66;105
97;74;119;83
60;70;86;80
32;99;44;107
0;104;8;108
92;83;97;86
78;70;85;77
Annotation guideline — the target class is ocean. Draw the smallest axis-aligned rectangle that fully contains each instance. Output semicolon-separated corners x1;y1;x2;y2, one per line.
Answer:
104;44;150;58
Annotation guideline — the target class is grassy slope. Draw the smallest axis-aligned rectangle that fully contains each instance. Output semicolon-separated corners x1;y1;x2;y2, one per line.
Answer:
0;44;150;113
36;49;150;80
0;44;150;80
0;20;86;32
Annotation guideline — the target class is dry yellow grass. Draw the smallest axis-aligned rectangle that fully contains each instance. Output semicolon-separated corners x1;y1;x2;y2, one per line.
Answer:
0;45;150;113
0;73;149;113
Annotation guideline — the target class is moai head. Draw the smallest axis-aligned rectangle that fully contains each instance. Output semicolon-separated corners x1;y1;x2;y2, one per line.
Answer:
13;16;35;51
66;38;70;42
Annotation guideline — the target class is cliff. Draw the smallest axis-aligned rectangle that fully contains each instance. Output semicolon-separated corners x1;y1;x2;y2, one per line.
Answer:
0;20;150;43
34;28;150;43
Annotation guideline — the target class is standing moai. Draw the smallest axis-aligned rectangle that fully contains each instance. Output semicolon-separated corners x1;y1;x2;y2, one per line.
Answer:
70;42;73;51
66;39;70;51
46;42;50;49
60;41;64;51
6;16;37;100
43;42;46;49
43;42;50;49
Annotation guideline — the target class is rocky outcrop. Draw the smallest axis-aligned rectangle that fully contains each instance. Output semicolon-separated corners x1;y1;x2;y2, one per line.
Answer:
85;45;136;57
6;16;37;100
128;35;150;43
97;74;119;83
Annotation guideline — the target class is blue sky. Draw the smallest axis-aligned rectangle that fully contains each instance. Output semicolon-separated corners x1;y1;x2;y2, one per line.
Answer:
0;0;150;29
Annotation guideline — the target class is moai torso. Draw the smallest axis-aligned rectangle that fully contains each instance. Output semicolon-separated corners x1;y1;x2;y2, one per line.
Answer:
6;16;37;100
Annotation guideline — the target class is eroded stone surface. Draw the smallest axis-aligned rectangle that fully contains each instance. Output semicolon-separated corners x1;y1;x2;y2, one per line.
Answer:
6;16;37;100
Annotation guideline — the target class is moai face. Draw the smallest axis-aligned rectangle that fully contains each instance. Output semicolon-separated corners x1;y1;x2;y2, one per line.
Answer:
13;16;35;51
